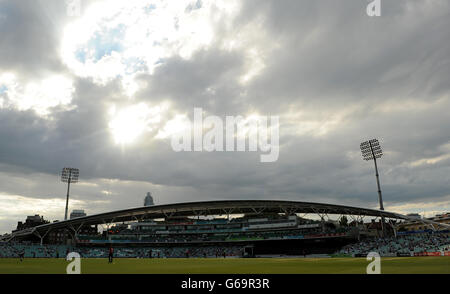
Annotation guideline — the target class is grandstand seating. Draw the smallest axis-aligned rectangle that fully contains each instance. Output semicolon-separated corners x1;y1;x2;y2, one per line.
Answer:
0;243;71;258
2;231;448;258
0;243;243;258
338;232;449;256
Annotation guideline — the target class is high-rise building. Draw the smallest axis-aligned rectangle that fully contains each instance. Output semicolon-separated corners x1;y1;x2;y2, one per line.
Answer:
144;192;154;206
70;209;86;219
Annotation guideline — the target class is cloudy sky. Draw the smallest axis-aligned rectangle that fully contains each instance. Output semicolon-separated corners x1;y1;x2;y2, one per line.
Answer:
0;0;449;234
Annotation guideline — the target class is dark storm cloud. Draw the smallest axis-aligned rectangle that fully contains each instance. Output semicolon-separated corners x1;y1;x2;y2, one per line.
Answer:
0;0;69;78
239;0;450;113
0;0;449;233
134;48;246;115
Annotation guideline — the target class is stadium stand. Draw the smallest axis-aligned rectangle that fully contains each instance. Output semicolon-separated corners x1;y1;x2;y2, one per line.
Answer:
0;243;70;258
0;243;244;258
338;231;450;256
2;230;449;259
2;201;449;258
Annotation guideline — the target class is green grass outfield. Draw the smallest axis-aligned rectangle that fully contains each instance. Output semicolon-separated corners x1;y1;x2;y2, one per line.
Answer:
0;257;449;274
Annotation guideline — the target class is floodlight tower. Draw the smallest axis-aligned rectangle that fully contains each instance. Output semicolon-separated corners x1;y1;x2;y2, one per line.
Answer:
360;139;385;236
61;167;79;221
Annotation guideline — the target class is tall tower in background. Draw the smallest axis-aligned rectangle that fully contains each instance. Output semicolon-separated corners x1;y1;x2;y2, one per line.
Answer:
144;192;154;206
70;209;86;219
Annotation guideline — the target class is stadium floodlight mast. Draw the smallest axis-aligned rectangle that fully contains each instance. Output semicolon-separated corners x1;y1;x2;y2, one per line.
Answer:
61;167;79;221
360;139;385;236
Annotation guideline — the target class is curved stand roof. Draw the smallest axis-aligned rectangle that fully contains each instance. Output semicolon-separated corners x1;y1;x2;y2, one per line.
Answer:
2;200;448;241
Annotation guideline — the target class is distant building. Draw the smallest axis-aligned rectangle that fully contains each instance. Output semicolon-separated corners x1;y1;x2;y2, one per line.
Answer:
144;192;154;206
70;209;86;219
435;212;450;219
398;213;450;232
406;213;421;219
14;215;49;232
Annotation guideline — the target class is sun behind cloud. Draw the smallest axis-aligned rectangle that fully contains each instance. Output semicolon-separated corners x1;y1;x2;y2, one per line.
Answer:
108;103;166;144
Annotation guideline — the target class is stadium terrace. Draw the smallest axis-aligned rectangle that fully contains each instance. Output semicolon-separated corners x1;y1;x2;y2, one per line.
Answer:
0;200;448;259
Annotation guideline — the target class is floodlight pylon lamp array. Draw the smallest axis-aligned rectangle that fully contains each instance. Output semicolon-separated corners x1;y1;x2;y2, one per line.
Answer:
359;138;386;236
61;167;79;183
61;167;80;221
360;139;383;161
